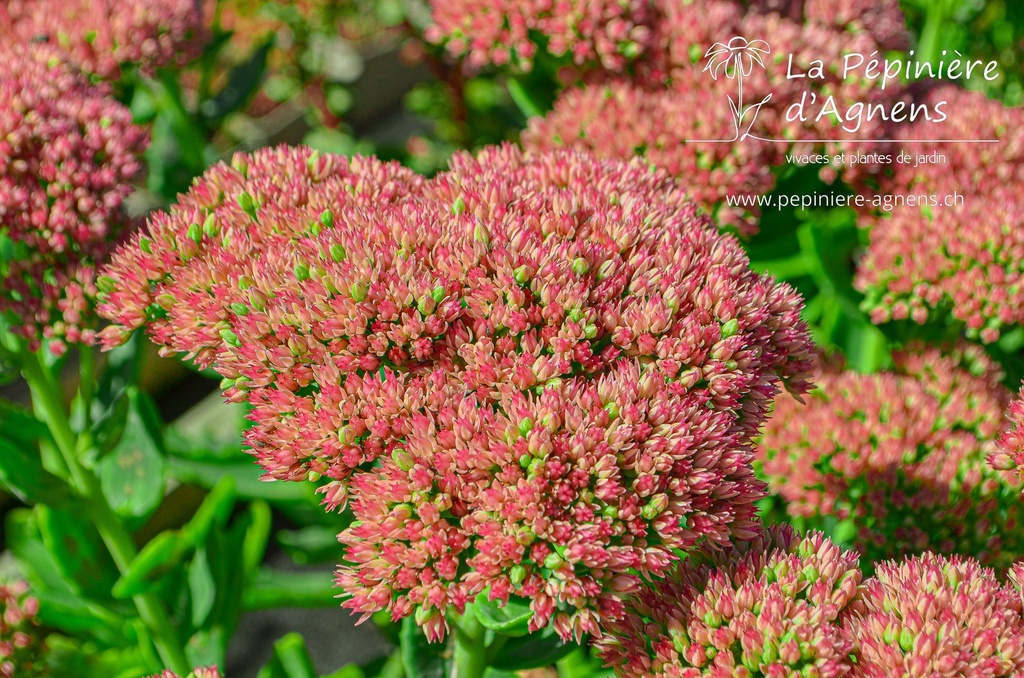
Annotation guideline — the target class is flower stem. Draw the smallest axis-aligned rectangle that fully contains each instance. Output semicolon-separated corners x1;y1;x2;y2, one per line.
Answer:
453;605;488;678
19;350;191;675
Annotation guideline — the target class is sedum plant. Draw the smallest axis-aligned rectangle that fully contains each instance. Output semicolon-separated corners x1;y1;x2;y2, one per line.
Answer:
759;343;1024;567
95;142;816;672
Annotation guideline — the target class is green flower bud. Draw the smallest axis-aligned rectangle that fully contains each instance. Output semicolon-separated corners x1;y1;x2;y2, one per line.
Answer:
510;565;526;586
155;293;176;310
330;244;347;262
350;282;367;302
431;286;445;304
202;213;219;237
452;196;466;216
139;237;152;253
187;222;202;244
392;448;414;471
474;222;489;246
294;263;310;281
230;303;249;315
219;329;241;347
543;551;563;569
518;417;534;436
320;209;334;228
416;296;432;316
572;257;590;275
96;275;117;294
238;192;259;219
514;265;530;284
720;318;740;339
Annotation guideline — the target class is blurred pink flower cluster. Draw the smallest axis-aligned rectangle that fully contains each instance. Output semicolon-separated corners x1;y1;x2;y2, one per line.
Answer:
0;44;149;354
759;344;1023;567
97;143;815;640
524;0;909;234
0;581;45;678
994;390;1024;490
640;0;907;148
0;0;205;81
424;0;652;72
597;525;1024;678
749;0;908;50
854;86;1024;344
522;78;776;235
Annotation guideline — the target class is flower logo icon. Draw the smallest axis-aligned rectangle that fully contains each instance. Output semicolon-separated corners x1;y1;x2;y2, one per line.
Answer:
703;37;772;140
704;36;770;78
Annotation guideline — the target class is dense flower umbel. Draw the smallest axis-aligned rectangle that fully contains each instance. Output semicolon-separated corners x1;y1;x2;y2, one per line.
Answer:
0;581;46;678
993;388;1024;488
423;0;652;72
0;44;149;354
0;0;205;81
522;78;777;235
150;669;222;678
339;361;767;641
98;143;815;639
842;553;1024;677
595;525;861;678
854;87;1024;342
759;344;1024;568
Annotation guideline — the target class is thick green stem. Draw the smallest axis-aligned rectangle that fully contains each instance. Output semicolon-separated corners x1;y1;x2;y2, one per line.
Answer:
20;350;190;674
453;606;488;678
78;346;95;441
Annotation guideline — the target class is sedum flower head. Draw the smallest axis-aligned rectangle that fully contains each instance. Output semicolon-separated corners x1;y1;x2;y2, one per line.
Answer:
759;344;1024;568
422;0;652;72
0;0;205;81
993;387;1024;487
339;361;767;642
98;143;815;640
0;581;46;678
595;525;862;678
522;78;777;236
854;86;1024;343
843;553;1024;677
0;44;148;354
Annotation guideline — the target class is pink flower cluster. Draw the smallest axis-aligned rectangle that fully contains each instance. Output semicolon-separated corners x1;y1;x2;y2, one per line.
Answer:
0;0;205;81
423;0;652;72
151;669;221;678
98;143;815;640
993;388;1024;488
521;77;777;235
759;344;1023;567
0;581;45;678
849;554;1024;678
596;526;862;678
854;86;1024;343
597;527;1024;678
0;44;149;354
749;0;908;50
